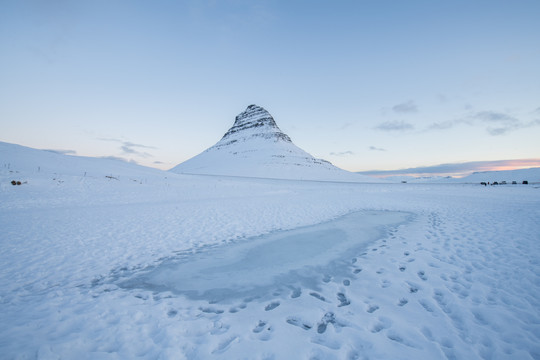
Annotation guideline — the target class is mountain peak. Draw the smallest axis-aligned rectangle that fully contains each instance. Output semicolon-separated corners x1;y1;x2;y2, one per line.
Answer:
170;105;373;182
218;105;291;145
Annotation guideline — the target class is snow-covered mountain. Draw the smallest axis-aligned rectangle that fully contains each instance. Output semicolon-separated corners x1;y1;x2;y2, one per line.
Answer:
170;105;374;182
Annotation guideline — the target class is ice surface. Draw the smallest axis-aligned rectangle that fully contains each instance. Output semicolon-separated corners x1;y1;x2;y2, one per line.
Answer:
119;211;409;302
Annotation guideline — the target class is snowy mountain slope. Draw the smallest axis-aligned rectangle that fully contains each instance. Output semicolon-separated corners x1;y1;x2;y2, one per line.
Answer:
170;105;375;182
0;141;166;180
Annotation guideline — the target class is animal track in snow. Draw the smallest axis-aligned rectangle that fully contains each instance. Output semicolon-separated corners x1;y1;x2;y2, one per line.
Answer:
367;304;379;313
417;270;427;281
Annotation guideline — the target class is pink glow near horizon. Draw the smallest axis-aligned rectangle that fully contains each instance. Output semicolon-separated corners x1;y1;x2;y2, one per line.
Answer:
370;159;540;179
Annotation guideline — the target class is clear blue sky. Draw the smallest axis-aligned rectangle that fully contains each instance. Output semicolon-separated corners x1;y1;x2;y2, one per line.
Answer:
1;0;539;175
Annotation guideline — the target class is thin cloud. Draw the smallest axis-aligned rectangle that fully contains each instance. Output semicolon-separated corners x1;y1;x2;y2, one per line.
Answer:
474;111;518;123
330;151;354;156
369;146;386;152
375;121;414;131
425;110;540;135
427;118;471;131
472;111;540;135
392;101;418;114
99;138;156;157
43;149;77;155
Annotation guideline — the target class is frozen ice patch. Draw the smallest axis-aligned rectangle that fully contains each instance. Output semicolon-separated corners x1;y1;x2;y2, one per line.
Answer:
117;211;409;303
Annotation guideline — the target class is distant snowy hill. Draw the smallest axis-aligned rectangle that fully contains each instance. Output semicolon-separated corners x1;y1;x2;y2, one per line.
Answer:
170;105;375;182
382;168;540;184
0;141;165;180
456;167;540;184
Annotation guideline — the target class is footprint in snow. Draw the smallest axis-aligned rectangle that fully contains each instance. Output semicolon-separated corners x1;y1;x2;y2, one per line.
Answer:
367;304;379;313
418;299;435;313
398;298;408;306
337;292;350;307
229;302;247;313
417;270;428;281
290;287;301;298
309;292;326;302
252;320;273;341
286;317;312;330
200;307;224;314
253;320;267;333
317;312;336;334
210;321;229;335
371;316;392;333
211;336;238;354
407;281;421;293
264;301;280;311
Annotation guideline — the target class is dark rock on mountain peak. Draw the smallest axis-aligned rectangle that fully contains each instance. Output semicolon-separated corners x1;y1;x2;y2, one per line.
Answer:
219;105;292;145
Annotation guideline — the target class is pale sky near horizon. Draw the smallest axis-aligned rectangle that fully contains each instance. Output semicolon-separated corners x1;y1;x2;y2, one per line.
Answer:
1;0;539;176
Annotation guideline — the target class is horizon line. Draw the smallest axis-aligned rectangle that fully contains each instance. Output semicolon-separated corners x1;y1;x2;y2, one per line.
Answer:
357;159;540;179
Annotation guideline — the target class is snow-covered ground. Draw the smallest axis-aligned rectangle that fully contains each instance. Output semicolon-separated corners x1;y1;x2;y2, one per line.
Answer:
1;142;540;359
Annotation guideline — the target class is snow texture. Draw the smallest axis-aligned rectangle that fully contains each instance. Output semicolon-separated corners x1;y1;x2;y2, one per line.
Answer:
1;141;540;360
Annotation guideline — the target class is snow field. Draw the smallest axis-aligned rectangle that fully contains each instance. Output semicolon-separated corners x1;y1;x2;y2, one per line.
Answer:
1;149;540;359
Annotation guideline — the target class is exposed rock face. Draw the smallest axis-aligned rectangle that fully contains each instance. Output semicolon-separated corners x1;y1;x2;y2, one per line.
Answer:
215;105;291;149
170;105;369;182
